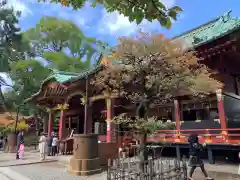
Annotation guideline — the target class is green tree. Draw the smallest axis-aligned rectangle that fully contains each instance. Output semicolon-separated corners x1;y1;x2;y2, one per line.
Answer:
24;16;98;63
92;32;223;170
7;59;51;115
43;52;91;72
39;0;182;28
0;1;26;115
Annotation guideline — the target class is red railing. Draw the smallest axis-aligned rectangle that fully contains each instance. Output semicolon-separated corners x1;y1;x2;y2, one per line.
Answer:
148;128;240;144
98;128;240;145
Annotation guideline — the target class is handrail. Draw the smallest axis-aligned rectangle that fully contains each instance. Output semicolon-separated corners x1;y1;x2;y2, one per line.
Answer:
148;128;240;144
155;128;240;132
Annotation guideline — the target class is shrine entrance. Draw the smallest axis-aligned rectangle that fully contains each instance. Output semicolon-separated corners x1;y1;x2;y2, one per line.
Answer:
66;94;85;134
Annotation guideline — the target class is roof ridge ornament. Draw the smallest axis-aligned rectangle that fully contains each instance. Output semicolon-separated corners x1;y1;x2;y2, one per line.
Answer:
221;10;232;23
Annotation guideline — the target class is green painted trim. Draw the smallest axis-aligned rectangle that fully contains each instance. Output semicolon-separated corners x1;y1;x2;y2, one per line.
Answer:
25;55;104;103
173;10;240;48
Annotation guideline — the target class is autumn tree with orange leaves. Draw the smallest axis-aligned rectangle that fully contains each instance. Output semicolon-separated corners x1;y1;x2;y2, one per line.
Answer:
92;32;223;169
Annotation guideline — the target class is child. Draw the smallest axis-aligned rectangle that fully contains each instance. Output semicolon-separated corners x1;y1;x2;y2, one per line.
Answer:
18;143;24;159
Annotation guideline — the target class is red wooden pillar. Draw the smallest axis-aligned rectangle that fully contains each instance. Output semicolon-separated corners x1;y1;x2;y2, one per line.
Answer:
174;99;181;141
87;102;93;133
47;110;53;137
216;89;228;141
106;98;115;143
59;110;65;140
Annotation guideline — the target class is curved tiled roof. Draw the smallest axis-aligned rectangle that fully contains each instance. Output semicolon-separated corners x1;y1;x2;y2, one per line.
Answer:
173;10;240;48
25;54;104;102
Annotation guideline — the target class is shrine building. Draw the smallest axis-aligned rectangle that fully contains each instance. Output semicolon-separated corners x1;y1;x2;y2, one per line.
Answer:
26;11;240;157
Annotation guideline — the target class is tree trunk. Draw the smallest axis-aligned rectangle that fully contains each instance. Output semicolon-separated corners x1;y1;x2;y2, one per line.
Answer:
34;113;39;136
136;102;149;173
0;85;8;112
139;132;148;172
7;132;17;153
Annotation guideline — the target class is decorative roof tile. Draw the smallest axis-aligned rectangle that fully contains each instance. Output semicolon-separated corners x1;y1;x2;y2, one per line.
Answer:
174;10;240;48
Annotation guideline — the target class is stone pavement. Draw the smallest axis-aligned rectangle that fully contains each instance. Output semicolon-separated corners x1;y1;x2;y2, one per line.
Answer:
0;151;57;167
10;162;107;180
0;172;11;180
0;151;239;180
0;167;31;180
7;162;240;180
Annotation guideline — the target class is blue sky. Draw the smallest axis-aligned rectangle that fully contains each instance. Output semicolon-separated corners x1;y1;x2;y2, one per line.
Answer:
1;0;240;87
8;0;240;45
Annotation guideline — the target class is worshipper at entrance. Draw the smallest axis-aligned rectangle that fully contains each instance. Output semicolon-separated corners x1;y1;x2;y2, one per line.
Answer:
188;134;213;180
39;132;47;161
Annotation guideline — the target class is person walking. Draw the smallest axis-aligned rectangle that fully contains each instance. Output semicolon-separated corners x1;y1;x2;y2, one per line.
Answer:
39;132;47;161
188;134;213;180
51;134;58;156
16;131;24;160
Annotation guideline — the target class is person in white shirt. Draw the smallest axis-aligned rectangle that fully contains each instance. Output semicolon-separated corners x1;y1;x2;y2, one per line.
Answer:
39;132;47;161
51;134;58;156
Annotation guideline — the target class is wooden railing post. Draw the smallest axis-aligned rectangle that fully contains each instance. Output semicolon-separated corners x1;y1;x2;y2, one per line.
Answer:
204;129;212;144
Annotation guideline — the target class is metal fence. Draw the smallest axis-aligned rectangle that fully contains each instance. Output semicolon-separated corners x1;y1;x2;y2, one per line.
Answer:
107;157;188;180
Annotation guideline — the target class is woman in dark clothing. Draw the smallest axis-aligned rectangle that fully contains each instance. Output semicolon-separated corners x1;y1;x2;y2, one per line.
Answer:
188;134;213;180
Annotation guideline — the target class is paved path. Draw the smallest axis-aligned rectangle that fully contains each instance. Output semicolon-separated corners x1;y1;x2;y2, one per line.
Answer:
0;167;30;180
0;151;239;180
0;151;57;167
0;172;11;180
8;162;240;180
11;162;107;180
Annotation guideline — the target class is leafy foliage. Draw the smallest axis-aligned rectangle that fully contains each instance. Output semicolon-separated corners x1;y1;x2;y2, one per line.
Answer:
5;59;51;115
4;16;103;118
24;16;99;62
39;0;182;28
0;1;25;72
92;32;223;165
113;113;174;134
0;1;27;118
43;52;91;72
93;32;223;104
92;32;223;131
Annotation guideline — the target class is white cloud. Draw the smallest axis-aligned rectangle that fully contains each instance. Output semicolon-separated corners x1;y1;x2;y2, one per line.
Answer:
98;10;161;36
0;73;12;92
97;0;177;36
5;0;33;18
163;0;176;8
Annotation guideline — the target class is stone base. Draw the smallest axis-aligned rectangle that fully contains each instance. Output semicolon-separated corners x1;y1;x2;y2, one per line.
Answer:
67;134;101;176
67;157;101;176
